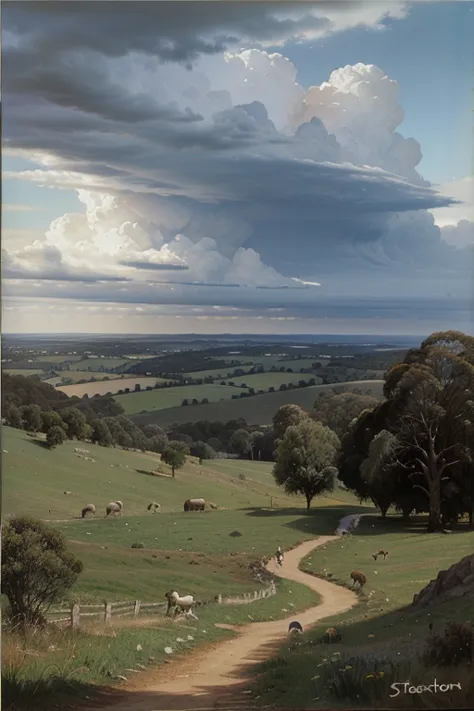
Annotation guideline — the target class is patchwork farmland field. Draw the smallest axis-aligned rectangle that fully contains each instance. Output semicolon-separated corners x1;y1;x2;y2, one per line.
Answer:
57;377;169;397
114;383;247;414
131;380;385;426
219;371;321;389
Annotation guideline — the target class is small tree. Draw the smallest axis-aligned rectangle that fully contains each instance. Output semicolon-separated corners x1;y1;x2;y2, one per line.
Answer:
192;441;216;463
272;404;309;440
60;407;89;440
273;419;339;509
229;428;252;458
46;425;66;449
2;516;83;628
161;446;187;477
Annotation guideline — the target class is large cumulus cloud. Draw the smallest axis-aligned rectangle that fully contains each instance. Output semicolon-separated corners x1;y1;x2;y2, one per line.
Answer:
2;1;473;330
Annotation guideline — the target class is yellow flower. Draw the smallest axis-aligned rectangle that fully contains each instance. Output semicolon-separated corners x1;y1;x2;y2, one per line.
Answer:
365;674;374;680
376;671;385;678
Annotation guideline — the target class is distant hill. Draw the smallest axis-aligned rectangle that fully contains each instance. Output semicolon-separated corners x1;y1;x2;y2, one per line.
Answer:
130;379;385;427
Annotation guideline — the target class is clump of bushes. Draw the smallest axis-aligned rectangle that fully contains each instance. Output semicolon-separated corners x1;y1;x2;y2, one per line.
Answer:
423;622;473;667
131;542;145;549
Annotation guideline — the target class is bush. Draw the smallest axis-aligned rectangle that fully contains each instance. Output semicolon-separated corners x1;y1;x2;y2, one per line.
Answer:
423;622;474;667
1;517;83;628
46;425;66;448
238;473;246;481
131;542;145;549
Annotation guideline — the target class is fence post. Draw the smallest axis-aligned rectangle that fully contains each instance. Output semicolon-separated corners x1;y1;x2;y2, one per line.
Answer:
71;603;80;629
104;602;112;623
133;600;141;617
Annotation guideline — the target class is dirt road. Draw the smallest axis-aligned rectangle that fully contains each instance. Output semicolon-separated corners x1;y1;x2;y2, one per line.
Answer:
82;528;358;711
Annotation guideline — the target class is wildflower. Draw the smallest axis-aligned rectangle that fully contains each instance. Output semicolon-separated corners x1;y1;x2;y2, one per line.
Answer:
187;635;194;641
376;671;385;679
176;637;184;643
164;647;173;655
365;674;374;679
136;644;143;651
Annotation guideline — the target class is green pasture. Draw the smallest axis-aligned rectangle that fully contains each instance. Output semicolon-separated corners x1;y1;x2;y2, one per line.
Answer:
114;383;248;414
221;371;321;389
73;357;133;371
54;505;366;556
252;514;474;708
131;380;385;427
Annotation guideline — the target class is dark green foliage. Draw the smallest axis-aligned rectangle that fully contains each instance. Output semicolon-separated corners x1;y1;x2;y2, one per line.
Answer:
273;419;339;509
423;622;473;667
191;441;216;460
19;404;42;432
272;403;309;439
161;446;187;477
4;404;23;429
1;516;83;628
90;419;113;447
40;410;67;434
46;425;66;449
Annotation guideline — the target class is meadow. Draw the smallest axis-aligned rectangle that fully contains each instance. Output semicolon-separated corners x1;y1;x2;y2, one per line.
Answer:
114;383;248;414
220;371;321;389
131;380;385;426
57;377;168;397
252;514;474;709
3;368;46;376
72;357;133;371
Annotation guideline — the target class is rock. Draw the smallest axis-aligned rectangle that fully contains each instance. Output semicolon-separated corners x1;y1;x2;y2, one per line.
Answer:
412;553;474;608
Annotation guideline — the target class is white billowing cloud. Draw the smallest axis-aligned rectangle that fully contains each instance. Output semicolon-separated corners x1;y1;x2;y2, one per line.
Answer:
296;63;424;184
430;176;474;227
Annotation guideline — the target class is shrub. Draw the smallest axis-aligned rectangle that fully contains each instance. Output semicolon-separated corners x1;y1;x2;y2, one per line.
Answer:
131;542;145;549
423;622;474;667
46;425;66;448
238;473;246;481
1;517;83;628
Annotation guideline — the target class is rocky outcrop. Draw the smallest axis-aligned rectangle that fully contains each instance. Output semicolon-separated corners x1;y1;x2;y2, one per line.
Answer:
412;553;474;607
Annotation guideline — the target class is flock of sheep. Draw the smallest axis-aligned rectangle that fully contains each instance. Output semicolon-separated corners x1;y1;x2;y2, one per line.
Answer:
80;497;218;518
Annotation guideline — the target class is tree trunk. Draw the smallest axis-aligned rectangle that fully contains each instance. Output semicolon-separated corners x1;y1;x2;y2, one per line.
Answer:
402;507;411;521
305;494;312;510
380;506;388;518
172;466;175;478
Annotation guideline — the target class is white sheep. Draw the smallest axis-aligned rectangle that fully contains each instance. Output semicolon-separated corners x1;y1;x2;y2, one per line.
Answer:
82;504;96;518
106;500;123;517
165;591;198;619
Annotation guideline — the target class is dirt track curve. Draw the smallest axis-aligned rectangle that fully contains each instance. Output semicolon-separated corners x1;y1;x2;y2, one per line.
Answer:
81;522;359;711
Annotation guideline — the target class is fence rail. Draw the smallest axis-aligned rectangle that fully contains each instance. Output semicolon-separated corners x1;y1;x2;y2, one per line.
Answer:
47;582;276;629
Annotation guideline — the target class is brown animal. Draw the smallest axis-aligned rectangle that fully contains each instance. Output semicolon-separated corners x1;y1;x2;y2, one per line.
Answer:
320;627;342;643
372;549;388;561
350;570;367;588
81;504;96;518
184;498;205;512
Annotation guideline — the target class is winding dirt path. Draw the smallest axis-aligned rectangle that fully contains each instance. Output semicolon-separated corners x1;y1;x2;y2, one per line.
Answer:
81;519;360;711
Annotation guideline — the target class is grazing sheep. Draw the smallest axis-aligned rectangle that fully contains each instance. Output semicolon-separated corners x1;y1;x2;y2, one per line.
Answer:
81;504;96;518
320;627;342;644
64;491;72;495
288;621;303;635
147;502;161;513
207;501;218;510
183;498;205;512
165;590;197;619
350;570;367;588
106;500;123;517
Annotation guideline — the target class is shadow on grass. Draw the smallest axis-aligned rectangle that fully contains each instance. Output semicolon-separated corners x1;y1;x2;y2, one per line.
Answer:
2;677;100;711
344;514;474;538
242;504;375;537
27;439;50;450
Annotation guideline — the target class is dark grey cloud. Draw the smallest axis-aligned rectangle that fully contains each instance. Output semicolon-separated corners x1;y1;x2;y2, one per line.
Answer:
120;261;189;271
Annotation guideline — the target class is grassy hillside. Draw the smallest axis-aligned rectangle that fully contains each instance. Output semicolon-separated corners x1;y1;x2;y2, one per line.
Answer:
131;380;385;426
252;514;474;709
2;427;362;521
54;505;365;556
114;383;250;414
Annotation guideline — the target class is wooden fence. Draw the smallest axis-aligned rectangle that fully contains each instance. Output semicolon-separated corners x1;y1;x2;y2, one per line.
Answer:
47;582;276;629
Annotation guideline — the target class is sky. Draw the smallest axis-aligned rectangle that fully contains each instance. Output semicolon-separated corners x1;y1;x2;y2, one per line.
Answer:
2;0;474;336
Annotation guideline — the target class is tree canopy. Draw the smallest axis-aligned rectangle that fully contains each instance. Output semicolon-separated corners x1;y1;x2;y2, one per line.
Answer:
273;419;339;509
